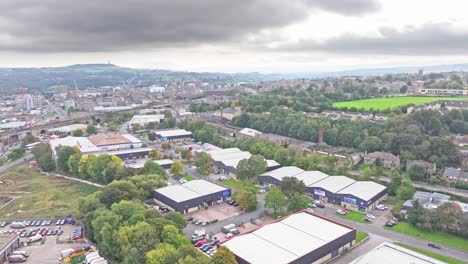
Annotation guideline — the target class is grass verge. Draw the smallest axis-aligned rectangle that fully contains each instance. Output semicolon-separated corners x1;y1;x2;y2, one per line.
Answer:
0;165;98;220
220;179;260;192
393;242;466;264
385;222;468;251
356;231;369;243
337;211;370;224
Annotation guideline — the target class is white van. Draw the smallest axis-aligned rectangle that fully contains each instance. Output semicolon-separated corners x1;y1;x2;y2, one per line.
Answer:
11;251;29;258
28;234;42;242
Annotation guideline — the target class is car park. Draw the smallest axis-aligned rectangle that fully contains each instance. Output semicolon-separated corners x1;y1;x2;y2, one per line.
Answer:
194;240;208;247
0;221;7;227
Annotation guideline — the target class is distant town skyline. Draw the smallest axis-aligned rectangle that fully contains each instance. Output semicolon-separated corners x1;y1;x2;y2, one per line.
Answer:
1;0;468;73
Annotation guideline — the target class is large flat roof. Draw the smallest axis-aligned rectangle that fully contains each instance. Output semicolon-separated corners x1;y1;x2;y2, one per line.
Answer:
338;181;387;201
48;124;87;133
261;166;305;180
50;136;100;153
349;242;446;264
310;176;356;193
129;114;164;124
294;171;330;186
154;180;228;203
155;129;193;138
223;211;355;264
88;133;136;146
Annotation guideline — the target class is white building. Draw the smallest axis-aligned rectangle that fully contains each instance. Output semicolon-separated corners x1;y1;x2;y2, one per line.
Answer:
128;115;165;128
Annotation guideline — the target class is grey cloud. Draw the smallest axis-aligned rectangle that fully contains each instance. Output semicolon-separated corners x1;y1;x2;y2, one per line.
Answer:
308;0;381;16
282;23;468;55
0;0;379;53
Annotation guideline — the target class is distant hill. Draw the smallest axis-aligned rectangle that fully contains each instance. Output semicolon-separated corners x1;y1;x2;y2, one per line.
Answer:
0;64;275;94
1;62;468;94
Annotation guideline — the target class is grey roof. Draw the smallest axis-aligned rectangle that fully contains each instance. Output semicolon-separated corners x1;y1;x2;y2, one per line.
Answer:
310;176;355;193
155;129;193;138
154;180;228;203
365;151;399;162
349;242;446;264
337;181;387;201
223;211;354;264
405;191;451;210
260;166;305;180
443;167;468;179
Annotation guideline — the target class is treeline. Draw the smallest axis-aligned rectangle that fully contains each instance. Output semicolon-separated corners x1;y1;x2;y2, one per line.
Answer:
78;175;237;263
33;144;169;185
407;201;468;238
230;109;465;168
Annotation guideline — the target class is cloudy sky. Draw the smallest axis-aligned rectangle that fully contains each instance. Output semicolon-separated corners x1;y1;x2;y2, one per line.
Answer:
1;0;468;73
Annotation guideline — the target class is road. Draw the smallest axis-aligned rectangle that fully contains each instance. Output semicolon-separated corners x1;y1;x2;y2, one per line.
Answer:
0;154;34;175
375;175;468;198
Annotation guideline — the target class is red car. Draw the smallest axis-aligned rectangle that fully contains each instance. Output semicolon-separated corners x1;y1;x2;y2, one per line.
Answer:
194;240;208;247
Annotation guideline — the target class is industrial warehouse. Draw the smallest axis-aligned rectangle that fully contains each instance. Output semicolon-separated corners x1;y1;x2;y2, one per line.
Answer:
349;242;445;264
153;180;231;213
154;129;193;142
222;210;356;264
205;148;281;176
259;166;387;212
0;234;20;262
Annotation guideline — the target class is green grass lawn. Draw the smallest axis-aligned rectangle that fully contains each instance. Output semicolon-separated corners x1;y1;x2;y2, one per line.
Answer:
0;165;98;220
183;175;194;181
356;231;369;243
385;222;468;251
220;179;260;192
337;211;370;224
393;243;466;264
333;96;468;111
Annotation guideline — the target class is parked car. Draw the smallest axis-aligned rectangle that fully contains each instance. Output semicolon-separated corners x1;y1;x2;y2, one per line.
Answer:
428;242;441;249
186;217;194;222
191;236;205;244
258;188;266;193
194;240;208;248
230;229;240;235
385;220;397;227
363;217;372;222
199;244;211;251
336;209;347;215
307;203;317;208
315;203;325;208
7;255;27;263
202;246;213;252
55;219;61;225
366;214;376;219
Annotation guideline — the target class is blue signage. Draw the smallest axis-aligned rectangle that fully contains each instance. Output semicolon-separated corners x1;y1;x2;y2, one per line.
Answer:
222;190;230;197
343;197;357;205
161;137;168;141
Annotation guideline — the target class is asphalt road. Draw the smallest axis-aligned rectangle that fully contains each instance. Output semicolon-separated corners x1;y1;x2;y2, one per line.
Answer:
0;154;34;175
375;175;468;198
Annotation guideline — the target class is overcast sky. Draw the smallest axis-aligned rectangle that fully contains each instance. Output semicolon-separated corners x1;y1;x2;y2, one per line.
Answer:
1;0;468;73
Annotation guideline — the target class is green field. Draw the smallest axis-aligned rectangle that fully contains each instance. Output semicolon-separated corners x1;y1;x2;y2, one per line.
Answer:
393;243;466;264
0;165;98;220
385;222;468;251
333;96;468;111
337;211;370;224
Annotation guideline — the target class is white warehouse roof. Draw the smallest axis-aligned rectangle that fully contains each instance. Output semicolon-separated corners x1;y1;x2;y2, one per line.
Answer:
294;170;330;186
154;180;228;203
49;136;100;155
309;176;356;193
349;242;446;264
129;114;164;125
261;166;305;180
223;211;355;264
338;181;387;201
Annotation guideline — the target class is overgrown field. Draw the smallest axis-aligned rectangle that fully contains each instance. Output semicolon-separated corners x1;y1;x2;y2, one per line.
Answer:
333;96;468;111
0;165;98;220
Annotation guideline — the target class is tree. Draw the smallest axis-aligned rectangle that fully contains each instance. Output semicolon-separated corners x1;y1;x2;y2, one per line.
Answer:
287;193;310;212
210;246;237;264
449;120;466;134
149;149;162;160
388;174;402;196
161;225;189;248
78;191;104;214
236;155;267;181
397;181;415;200
8;148;25;161
72;129;84;137
359;136;382;152
164;212;188;230
21;134;37;147
146;243;177;264
273;148;290;165
100;180;141;207
280;177;305;197
233;190;257;210
86;124;97;134
437;202;463;234
181;149;193;160
195;152;213;175
408;165;427;181
111;200;147;224
148;132;157;141
143;160;167;176
265;187;288;214
38;153;55;172
56;146;79;172
170;160;184;176
127;174;167;199
67;153;82;176
161;142;171;150
119;221;159;264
